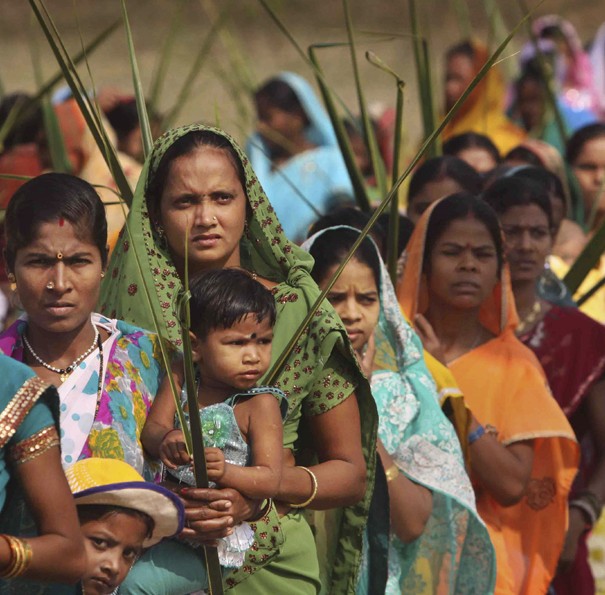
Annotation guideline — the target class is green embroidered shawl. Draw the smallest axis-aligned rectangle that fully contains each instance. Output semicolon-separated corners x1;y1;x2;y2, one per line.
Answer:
99;124;377;593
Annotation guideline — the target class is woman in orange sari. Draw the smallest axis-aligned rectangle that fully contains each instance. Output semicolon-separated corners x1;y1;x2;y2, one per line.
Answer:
443;40;526;155
398;193;579;594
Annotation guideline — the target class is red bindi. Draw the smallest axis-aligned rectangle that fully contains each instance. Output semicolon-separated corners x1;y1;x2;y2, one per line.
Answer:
58;218;65;227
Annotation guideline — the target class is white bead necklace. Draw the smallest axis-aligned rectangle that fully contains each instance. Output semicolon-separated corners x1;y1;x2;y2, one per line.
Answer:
23;326;100;383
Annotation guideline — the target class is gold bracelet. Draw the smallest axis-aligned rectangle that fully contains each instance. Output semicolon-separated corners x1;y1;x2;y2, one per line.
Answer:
0;534;32;579
288;466;318;508
385;463;400;483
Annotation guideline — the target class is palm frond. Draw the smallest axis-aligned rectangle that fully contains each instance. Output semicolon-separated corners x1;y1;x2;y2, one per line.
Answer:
162;3;232;129
29;0;133;205
121;0;153;159
266;1;540;383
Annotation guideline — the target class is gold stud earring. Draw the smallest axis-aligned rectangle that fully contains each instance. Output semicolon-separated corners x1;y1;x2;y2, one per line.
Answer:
7;273;16;292
100;271;105;279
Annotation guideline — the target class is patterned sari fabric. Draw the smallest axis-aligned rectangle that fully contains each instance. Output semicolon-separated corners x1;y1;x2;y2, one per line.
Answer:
0;355;60;513
397;203;579;595
303;228;496;594
0;314;166;477
99;124;377;593
519;304;605;595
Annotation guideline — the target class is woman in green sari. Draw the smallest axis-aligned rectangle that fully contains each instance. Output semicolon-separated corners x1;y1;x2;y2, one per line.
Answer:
100;124;377;594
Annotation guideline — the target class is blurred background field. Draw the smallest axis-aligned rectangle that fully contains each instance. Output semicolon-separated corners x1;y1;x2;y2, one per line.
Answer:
2;0;604;149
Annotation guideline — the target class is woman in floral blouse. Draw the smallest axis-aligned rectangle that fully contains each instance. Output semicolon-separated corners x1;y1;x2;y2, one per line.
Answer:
0;173;167;594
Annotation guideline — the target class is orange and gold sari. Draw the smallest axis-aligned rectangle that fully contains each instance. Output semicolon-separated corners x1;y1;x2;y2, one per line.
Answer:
442;40;526;155
398;203;579;595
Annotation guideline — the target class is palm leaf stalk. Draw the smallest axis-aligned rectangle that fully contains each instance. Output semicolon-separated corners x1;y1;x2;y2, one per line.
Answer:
343;0;388;200
200;0;257;95
29;0;133;205
30;24;72;174
308;45;371;211
176;234;224;595
408;0;439;157
148;0;186;115
517;0;570;216
257;0;371;211
583;176;605;232
564;183;605;294
452;0;472;39
0;19;119;152
267;8;534;383
162;3;232;129
576;274;605;307
120;0;153;159
365;51;405;282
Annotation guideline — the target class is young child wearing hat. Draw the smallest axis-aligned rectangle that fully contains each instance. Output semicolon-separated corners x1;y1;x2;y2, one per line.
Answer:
65;457;184;595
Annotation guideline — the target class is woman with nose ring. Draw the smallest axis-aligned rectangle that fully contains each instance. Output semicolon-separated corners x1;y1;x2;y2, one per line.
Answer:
0;173;169;594
484;176;605;595
398;193;578;594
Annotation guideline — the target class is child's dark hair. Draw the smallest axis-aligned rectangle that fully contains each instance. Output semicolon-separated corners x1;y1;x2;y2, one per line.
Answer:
4;172;108;271
77;504;154;540
189;269;276;339
308;227;381;290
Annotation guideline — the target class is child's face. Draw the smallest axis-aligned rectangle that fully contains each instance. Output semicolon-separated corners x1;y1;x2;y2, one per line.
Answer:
80;512;148;595
195;313;274;391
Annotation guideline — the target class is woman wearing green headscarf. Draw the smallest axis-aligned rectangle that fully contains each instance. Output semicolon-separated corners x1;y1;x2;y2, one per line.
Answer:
100;124;377;594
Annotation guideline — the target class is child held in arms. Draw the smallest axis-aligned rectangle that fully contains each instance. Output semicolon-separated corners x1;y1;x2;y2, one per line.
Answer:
142;269;287;569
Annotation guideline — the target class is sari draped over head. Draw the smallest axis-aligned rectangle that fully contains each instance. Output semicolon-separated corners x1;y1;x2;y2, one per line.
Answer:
246;71;354;243
99;124;377;593
519;304;605;595
530;15;599;116
0;355;59;514
443;40;526;155
397;202;579;595
302;227;496;595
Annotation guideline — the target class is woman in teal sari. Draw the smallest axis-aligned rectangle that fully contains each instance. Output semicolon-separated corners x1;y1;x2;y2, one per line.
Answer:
0;354;85;588
304;227;496;594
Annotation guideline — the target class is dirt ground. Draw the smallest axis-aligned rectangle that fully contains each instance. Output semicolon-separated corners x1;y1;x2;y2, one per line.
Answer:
1;0;604;148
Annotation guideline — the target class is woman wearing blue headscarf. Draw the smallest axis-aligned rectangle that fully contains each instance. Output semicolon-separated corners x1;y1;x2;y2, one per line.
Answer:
247;72;354;243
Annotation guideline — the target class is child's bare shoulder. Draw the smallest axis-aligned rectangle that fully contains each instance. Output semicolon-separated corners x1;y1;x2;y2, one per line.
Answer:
239;391;283;416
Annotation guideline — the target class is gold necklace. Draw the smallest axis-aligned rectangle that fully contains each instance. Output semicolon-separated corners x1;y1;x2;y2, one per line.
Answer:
517;300;542;334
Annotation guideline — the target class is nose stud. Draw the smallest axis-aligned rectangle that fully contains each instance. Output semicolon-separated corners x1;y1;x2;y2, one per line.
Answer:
212;216;217;222
46;281;55;290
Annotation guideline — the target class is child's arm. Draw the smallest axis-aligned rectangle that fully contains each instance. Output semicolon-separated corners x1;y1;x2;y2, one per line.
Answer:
141;361;190;468
206;393;283;500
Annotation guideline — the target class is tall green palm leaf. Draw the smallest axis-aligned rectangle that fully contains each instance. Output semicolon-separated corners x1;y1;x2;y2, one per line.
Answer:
0;19;119;152
266;4;538;383
121;0;153;159
366;51;405;282
343;0;388;200
29;0;133;205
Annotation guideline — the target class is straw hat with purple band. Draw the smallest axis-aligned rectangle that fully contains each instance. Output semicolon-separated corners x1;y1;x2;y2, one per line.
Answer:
65;458;185;547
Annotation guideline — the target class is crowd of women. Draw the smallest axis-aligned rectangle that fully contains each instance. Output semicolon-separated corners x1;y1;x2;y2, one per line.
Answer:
0;10;604;595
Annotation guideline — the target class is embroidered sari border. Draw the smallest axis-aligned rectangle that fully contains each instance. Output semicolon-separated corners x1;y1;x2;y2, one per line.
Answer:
0;376;51;449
